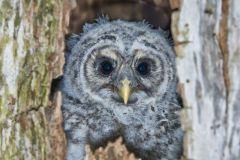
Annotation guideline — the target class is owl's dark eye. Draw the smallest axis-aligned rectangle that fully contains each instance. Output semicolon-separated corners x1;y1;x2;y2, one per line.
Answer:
99;60;114;75
136;61;150;76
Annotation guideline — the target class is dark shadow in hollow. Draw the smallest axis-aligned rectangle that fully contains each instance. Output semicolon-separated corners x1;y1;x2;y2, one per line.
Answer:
68;0;172;33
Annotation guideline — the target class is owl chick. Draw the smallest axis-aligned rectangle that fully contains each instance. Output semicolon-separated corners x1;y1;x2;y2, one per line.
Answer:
61;18;183;160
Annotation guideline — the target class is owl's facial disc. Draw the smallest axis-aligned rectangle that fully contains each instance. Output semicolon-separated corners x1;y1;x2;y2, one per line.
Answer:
84;46;166;106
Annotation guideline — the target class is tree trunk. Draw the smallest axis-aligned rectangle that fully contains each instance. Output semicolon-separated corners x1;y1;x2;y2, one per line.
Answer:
0;0;239;160
171;0;240;159
0;0;75;159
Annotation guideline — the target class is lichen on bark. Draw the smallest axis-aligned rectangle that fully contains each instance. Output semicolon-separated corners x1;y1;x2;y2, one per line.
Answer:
0;0;69;159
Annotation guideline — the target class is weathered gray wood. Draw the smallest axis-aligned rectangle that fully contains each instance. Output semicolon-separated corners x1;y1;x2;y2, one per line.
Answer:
224;0;240;159
171;0;240;159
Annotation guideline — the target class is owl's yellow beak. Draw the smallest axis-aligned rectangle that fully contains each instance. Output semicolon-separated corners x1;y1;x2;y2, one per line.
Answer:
118;78;131;105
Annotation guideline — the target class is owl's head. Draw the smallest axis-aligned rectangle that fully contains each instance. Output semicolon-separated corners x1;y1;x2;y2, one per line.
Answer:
63;18;177;108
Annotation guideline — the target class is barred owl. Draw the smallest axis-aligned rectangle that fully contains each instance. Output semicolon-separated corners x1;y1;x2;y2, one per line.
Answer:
61;18;183;160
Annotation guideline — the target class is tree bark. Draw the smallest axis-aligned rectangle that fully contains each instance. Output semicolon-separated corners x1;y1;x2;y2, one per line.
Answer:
171;0;240;159
0;0;75;159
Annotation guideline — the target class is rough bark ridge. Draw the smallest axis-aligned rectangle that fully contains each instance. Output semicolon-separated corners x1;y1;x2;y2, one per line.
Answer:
0;0;75;159
171;0;240;159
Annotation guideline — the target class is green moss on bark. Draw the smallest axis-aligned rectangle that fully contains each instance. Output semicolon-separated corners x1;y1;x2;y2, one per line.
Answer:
0;0;13;22
0;0;63;159
0;36;11;86
0;36;12;123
